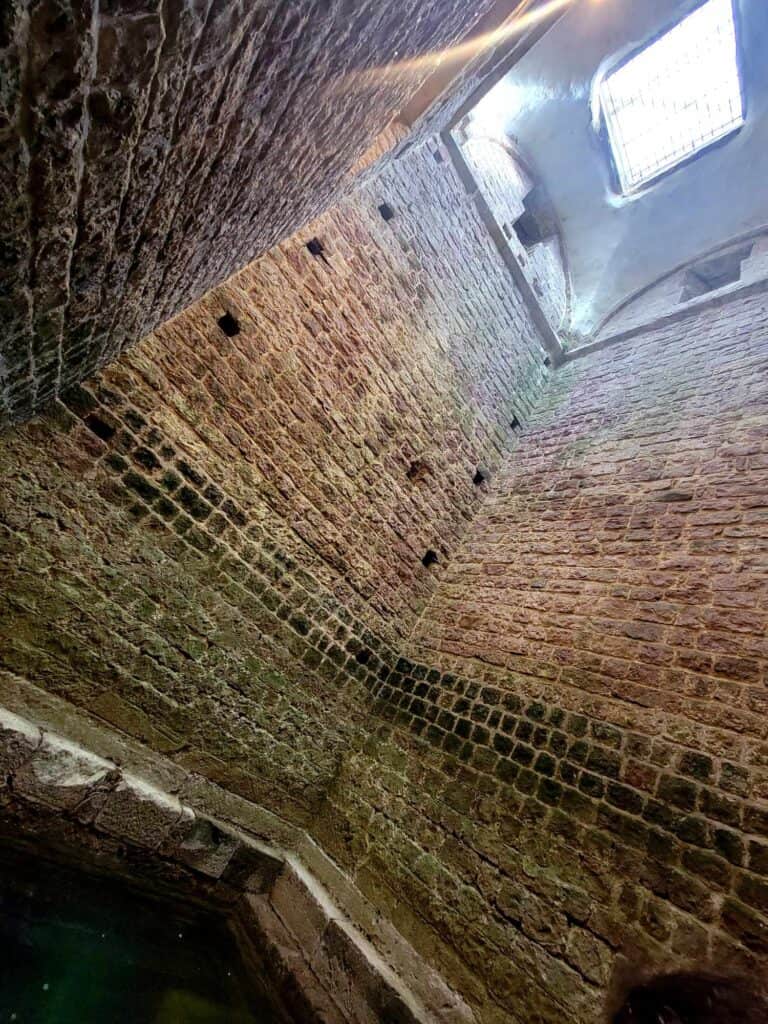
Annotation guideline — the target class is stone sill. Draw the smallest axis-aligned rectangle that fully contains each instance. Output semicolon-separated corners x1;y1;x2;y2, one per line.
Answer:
0;670;473;1024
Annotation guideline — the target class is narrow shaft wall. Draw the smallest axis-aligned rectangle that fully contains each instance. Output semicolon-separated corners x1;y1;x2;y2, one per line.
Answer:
4;133;767;1024
338;290;765;1020
0;0;498;423
0;140;546;836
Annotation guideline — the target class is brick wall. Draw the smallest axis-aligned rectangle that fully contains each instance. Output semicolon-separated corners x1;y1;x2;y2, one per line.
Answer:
0;140;546;838
0;0;497;424
460;135;569;331
3;130;767;1024
347;290;767;1020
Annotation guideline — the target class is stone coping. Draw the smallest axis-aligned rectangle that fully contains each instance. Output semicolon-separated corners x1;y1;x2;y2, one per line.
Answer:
0;672;473;1024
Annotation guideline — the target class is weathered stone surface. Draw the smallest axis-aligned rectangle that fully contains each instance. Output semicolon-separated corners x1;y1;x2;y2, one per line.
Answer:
95;776;194;848
171;814;240;879
1;102;767;1024
0;707;41;776
0;707;469;1024
386;288;768;1018
222;832;284;894
12;731;117;812
0;0;502;423
0;141;547;851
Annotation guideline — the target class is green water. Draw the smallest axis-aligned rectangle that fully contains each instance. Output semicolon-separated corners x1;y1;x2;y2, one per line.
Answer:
0;850;279;1024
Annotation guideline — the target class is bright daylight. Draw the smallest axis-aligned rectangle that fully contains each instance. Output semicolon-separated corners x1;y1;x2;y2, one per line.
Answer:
600;0;744;193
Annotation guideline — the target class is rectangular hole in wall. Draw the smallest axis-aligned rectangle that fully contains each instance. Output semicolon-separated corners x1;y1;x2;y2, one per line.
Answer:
512;212;540;249
512;187;556;250
679;244;752;301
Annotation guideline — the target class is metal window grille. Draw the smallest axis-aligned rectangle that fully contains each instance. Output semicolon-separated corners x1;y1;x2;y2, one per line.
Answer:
600;0;744;194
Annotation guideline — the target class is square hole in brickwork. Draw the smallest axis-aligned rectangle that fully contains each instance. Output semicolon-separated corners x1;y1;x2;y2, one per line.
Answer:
407;459;430;482
378;203;395;222
513;211;541;249
306;238;325;257
84;413;116;441
473;468;490;486
217;312;240;337
679;245;751;301
422;549;439;568
599;0;744;194
510;415;521;431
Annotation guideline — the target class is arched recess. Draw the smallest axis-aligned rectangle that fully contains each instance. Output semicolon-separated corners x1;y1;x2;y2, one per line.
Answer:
596;224;768;342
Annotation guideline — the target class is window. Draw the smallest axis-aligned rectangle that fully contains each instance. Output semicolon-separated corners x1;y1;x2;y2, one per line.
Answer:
600;0;744;195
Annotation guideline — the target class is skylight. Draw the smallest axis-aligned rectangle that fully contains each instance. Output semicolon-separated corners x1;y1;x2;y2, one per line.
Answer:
600;0;744;195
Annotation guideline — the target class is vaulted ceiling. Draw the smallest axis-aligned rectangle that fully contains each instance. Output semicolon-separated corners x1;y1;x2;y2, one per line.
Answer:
472;0;768;335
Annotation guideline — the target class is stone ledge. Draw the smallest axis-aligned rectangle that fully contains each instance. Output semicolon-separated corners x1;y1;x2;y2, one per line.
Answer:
0;680;474;1024
573;273;768;362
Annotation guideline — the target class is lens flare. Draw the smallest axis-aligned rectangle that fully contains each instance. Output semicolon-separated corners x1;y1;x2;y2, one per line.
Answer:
333;0;575;93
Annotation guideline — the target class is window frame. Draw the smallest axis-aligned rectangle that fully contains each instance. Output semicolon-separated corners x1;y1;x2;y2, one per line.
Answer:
597;0;747;197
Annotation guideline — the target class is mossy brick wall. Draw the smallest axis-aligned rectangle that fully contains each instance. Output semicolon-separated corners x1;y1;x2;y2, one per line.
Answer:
314;291;768;1022
0;141;547;831
4;128;767;1023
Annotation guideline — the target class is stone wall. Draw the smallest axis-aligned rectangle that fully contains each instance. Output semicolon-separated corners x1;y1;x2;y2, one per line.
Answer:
0;704;473;1024
0;139;547;847
0;0;500;424
460;135;569;331
3;122;767;1024
349;290;767;1020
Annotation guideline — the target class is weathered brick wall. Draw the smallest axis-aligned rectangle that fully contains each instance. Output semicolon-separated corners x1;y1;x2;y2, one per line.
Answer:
335;290;766;1021
3;118;767;1024
0;140;547;835
0;0;500;425
460;135;569;331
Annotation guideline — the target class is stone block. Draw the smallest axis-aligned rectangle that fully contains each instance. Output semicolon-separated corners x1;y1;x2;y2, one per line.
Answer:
221;833;283;893
13;731;118;813
0;708;41;778
95;774;194;849
169;815;240;879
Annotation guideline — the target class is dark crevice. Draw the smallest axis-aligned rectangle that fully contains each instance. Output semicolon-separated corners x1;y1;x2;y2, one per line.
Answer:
217;312;240;337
